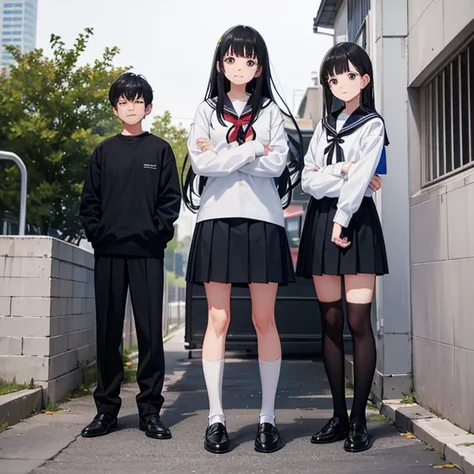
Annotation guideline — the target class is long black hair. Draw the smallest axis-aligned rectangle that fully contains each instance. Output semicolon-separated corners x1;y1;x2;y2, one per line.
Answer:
319;42;376;116
182;25;303;212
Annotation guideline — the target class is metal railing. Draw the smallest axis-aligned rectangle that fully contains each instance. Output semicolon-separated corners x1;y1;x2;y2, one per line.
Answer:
0;151;27;235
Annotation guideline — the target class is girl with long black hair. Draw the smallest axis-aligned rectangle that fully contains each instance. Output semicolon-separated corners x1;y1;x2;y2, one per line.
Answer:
296;42;388;453
182;25;302;454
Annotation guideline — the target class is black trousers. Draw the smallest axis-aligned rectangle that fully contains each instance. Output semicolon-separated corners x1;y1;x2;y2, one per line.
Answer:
93;256;165;419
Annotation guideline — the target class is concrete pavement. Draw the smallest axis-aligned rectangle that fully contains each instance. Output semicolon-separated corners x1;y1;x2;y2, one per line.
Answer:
0;328;455;473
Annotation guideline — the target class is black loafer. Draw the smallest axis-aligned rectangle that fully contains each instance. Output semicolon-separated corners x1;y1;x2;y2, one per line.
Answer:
139;414;172;440
311;416;349;444
81;413;117;438
254;422;283;453
204;422;231;454
343;422;371;452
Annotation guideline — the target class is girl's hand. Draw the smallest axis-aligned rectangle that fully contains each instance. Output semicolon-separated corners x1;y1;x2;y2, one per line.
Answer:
369;174;382;192
341;161;353;175
196;137;214;151
263;145;272;156
332;222;351;248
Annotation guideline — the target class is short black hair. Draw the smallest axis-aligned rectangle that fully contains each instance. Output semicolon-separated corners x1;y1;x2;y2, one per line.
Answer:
109;72;153;108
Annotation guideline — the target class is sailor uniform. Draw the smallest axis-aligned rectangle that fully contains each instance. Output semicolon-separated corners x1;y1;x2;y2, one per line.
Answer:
186;96;295;286
296;107;389;277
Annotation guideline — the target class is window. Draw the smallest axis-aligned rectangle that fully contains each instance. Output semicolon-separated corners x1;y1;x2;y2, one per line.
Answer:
3;16;23;22
348;0;370;42
3;9;23;15
422;40;474;185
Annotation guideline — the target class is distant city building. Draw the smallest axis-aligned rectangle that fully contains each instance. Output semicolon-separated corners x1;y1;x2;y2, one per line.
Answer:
0;0;38;69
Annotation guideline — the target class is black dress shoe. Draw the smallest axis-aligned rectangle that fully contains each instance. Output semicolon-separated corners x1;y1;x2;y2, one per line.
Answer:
81;413;117;438
204;422;231;454
139;414;172;439
254;422;283;453
311;416;349;444
343;422;371;452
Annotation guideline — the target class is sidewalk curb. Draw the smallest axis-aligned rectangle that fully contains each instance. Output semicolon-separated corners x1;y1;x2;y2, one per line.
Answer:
381;400;474;473
0;387;43;428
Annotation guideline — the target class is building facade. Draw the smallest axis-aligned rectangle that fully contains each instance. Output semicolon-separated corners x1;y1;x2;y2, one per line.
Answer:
0;0;38;69
313;0;474;432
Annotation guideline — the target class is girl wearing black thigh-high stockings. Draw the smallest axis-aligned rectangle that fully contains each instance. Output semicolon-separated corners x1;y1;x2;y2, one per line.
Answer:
296;42;389;453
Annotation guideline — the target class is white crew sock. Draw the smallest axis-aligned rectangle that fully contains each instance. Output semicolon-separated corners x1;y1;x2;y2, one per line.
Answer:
202;359;225;426
258;358;281;426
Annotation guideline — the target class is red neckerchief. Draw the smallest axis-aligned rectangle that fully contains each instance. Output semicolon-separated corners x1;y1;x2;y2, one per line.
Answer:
223;111;254;144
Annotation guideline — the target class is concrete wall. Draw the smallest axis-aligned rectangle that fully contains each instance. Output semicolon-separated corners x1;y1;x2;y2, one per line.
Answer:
369;0;412;402
334;0;348;44
407;0;474;432
0;237;95;403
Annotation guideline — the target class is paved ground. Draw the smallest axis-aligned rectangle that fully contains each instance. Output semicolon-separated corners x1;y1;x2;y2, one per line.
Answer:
0;328;455;474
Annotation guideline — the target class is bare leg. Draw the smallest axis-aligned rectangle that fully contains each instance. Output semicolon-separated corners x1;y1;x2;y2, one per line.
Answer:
202;282;231;426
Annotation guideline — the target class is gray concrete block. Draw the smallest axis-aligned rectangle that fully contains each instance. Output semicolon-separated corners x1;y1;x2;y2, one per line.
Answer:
50;316;73;337
51;258;60;279
412;417;467;454
59;262;74;281
0;355;48;383
50;298;68;317
0;237;15;257
54;279;73;298
72;313;94;332
72;281;87;299
0;387;42;427
6;237;53;258
22;335;69;357
0;257;52;278
0;277;52;297
10;297;51;317
22;337;50;356
68;329;94;351
0;337;22;356
77;344;95;364
70;297;85;315
0;296;11;316
48;350;79;380
45;367;83;404
445;441;474;472
55;241;74;263
72;247;86;267
72;265;88;283
0;316;51;337
84;252;94;269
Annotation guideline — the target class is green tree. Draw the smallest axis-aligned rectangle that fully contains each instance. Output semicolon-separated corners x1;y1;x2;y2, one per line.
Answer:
0;28;126;239
150;111;188;180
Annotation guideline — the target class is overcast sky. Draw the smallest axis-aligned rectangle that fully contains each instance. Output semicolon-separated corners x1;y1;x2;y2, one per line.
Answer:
36;0;332;130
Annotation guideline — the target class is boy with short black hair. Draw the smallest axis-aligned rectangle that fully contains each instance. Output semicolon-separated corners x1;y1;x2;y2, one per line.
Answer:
79;72;181;439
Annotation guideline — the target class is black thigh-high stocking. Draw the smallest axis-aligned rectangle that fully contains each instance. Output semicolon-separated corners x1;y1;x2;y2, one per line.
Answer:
346;302;376;425
318;300;348;420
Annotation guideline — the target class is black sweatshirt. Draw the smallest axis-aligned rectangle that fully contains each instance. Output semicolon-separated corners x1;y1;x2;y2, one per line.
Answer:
79;132;182;258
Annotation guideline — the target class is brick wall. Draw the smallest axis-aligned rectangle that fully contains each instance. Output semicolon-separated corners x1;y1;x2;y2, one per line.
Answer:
0;236;95;403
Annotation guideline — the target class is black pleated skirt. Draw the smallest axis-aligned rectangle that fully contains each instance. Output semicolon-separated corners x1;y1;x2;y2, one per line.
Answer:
186;218;295;287
296;197;389;277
